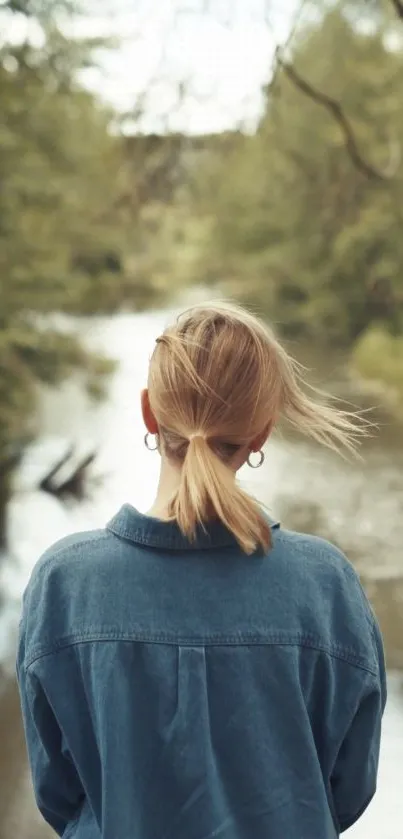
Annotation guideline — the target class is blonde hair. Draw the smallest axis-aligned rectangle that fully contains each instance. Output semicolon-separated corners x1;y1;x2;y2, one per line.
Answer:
148;302;368;554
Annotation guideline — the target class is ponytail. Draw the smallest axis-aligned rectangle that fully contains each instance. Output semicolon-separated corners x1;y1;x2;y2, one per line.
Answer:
149;301;371;556
168;436;271;555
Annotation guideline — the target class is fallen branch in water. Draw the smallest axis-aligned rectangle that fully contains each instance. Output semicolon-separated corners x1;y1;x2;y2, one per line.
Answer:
390;0;403;20
39;447;97;501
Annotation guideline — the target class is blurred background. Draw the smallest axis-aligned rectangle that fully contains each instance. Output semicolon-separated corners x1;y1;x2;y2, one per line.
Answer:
1;0;403;836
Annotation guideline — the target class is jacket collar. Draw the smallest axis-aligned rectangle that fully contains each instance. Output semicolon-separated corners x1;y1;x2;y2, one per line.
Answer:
107;503;280;552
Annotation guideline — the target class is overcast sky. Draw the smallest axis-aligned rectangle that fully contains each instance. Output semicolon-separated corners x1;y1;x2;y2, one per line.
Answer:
2;0;300;132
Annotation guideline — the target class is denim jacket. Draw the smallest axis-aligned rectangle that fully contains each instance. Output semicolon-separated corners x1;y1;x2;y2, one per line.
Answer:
17;504;386;839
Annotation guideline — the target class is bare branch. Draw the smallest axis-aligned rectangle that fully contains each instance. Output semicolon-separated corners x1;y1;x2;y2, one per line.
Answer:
40;446;97;500
390;0;403;20
38;444;74;493
282;0;309;55
264;1;307;97
276;49;398;182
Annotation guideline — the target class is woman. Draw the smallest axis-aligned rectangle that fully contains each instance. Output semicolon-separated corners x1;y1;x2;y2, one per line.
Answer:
17;302;386;839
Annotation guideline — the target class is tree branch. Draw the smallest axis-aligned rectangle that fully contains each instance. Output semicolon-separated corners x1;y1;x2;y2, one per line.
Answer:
276;49;397;182
390;0;403;20
39;446;97;500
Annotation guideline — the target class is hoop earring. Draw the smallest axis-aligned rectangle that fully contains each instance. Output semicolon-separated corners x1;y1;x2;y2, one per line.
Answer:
247;450;265;469
144;432;158;451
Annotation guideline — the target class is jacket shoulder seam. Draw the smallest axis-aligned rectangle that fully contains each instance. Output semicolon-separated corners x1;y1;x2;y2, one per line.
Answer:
24;632;378;677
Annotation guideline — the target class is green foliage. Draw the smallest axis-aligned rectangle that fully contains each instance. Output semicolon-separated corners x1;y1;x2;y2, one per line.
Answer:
0;5;196;531
0;8;128;520
196;3;403;346
0;31;130;314
352;327;403;395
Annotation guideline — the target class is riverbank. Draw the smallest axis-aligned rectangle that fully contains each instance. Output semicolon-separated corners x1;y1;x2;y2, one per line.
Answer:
0;679;53;839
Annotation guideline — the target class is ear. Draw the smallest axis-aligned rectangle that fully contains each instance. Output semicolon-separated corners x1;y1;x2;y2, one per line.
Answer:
141;389;159;435
250;420;274;453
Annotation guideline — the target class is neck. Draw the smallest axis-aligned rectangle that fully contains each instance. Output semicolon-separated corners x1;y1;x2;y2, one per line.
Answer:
146;457;182;520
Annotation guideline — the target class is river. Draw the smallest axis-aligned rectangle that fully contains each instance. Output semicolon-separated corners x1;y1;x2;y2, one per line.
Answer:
0;306;402;837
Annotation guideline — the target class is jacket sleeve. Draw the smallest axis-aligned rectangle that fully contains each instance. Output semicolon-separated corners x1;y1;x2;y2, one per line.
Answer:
330;618;387;833
16;661;85;837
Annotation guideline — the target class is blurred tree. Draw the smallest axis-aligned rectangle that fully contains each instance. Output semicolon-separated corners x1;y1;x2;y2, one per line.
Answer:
0;6;128;542
352;326;403;405
197;1;403;346
0;1;209;541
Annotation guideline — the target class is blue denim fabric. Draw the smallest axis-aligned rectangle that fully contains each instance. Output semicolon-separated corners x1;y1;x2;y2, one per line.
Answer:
17;504;386;839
